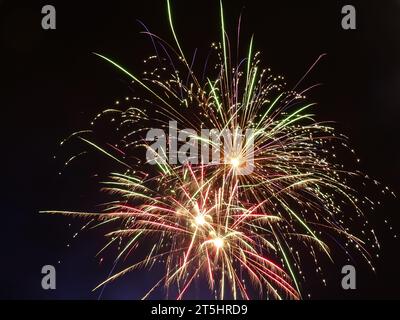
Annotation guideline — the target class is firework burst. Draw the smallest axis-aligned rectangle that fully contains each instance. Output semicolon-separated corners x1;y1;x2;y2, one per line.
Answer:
42;1;392;299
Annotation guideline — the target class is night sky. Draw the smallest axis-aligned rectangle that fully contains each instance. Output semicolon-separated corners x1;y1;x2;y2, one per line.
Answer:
1;0;399;299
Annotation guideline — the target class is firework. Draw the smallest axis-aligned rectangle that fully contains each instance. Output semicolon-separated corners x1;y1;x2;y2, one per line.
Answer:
42;0;391;299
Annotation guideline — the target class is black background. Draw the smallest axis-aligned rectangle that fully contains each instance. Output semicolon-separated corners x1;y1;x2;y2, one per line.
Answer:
1;0;399;299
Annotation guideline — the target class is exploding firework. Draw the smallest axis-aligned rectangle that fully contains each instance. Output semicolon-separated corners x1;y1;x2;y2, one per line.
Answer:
42;1;393;299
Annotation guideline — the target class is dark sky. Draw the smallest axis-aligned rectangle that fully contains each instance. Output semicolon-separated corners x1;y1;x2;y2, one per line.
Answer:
1;0;399;299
